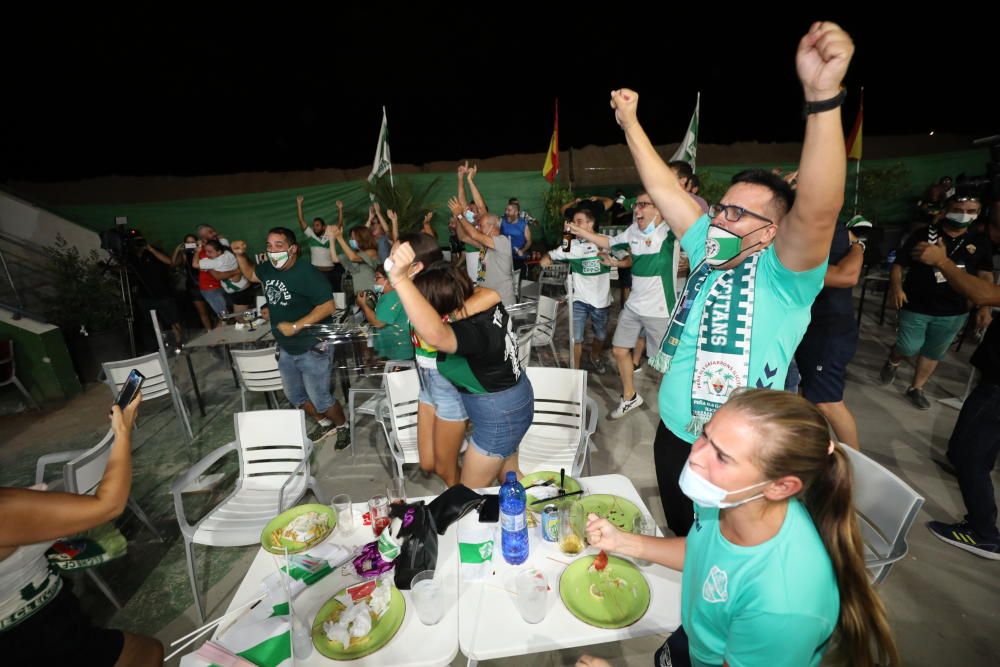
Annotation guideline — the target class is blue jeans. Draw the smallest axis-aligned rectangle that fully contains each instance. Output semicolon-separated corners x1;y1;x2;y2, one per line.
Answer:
417;366;468;422
572;301;610;342
947;380;1000;538
463;374;534;459
277;346;337;414
200;287;231;316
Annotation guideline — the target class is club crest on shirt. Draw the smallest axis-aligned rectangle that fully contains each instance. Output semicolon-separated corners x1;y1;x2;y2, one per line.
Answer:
966;244;976;254
702;565;729;604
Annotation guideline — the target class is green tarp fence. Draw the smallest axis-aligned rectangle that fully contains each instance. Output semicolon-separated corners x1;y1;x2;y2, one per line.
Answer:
51;149;990;254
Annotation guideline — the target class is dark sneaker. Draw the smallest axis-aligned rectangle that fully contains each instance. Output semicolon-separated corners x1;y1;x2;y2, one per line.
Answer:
590;355;608;375
633;361;644;375
334;426;352;451
927;521;1000;560
905;386;932;410
878;360;899;385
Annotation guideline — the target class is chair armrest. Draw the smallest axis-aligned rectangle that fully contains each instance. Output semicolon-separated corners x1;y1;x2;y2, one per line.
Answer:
170;442;237;535
583;397;598;436
279;455;311;514
35;450;85;486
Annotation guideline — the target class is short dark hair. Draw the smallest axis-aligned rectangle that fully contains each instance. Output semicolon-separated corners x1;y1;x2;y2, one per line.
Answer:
267;227;298;246
571;207;597;226
689;174;702;191
399;232;443;267
413;260;474;315
205;239;231;255
507;198;520;206
668;161;695;180
313;217;325;226
730;169;796;219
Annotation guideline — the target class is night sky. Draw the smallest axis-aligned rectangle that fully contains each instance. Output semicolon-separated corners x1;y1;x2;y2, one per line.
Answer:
2;10;994;182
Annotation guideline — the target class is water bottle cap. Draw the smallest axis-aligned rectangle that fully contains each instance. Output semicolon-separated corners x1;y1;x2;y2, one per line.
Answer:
506;471;517;482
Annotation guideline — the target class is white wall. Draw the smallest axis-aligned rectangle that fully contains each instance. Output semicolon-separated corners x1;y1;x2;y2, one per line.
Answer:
0;190;102;254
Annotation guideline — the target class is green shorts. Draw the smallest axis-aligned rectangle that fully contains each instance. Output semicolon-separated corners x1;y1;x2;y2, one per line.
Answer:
895;310;968;361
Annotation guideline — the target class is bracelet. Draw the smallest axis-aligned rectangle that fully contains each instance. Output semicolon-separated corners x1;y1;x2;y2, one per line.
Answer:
802;88;847;119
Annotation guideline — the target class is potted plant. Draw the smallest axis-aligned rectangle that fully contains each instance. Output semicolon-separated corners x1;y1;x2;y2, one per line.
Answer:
43;235;131;383
364;175;441;234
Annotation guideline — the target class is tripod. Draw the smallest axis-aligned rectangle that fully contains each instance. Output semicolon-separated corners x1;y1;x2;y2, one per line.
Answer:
102;253;138;359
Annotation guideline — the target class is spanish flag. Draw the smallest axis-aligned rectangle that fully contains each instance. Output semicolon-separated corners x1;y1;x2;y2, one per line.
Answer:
846;89;863;161
542;99;559;183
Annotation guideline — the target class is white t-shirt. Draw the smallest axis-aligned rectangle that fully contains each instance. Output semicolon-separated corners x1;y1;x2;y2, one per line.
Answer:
303;227;334;268
547;237;613;309
199;253;249;293
609;222;679;317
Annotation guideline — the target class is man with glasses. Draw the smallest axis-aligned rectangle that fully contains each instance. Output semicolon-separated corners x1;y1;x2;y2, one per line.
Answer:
609;21;854;536
567;193;681;419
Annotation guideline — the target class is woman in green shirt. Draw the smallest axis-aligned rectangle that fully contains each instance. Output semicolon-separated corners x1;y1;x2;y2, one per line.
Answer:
357;265;413;361
327;223;379;293
578;389;899;667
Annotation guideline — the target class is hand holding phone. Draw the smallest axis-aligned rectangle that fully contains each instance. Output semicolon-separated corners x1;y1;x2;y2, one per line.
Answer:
113;369;145;411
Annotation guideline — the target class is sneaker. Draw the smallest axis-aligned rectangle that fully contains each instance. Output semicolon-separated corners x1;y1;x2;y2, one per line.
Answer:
905;386;931;410
590;355;608;375
609;392;644;420
311;420;339;441
927;521;1000;560
633;361;644;375
334;426;352;451
878;360;899;385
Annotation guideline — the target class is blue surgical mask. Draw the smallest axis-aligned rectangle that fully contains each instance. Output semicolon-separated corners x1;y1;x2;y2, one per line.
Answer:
678;459;771;509
641;221;656;236
349;239;359;251
464;210;476;223
373;283;385;294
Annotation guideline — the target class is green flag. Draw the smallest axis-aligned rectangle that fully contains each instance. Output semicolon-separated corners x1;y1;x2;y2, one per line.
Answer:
670;92;700;172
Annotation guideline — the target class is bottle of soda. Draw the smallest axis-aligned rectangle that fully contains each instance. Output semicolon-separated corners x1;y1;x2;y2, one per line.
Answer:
561;225;573;252
499;471;528;565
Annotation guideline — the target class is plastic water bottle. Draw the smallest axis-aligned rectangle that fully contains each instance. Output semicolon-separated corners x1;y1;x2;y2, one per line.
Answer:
500;472;529;565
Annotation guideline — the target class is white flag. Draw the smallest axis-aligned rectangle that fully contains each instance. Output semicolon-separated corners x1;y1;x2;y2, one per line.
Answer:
368;106;393;189
670;92;700;172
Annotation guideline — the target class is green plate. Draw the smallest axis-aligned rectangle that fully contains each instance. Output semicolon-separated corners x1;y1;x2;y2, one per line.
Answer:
260;504;336;555
559;554;650;629
578;494;641;532
311;584;405;659
521;471;582;509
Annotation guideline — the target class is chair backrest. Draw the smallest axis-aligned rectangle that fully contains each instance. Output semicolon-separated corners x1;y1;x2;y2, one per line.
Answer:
517;328;533;368
539;263;569;285
333;292;347;310
234;410;310;490
0;339;13;383
531;295;559;345
518;367;587;474
256;295;267;311
64;428;117;495
840;445;925;584
230;347;283;392
383;369;420;459
102;352;173;401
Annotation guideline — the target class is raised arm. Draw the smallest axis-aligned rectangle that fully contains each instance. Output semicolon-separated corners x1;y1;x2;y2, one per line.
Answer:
296;195;308;231
466;164;488;213
231;241;260;284
387;242;459;353
773;22;854;272
566;223;612;250
610;90;703;239
387;208;401;243
421;211;437;239
457;162;469;209
449;198;485;249
373;202;392;238
145;245;173;266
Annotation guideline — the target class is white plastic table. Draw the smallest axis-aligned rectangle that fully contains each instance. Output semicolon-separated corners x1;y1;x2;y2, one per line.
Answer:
458;473;682;665
181;497;459;667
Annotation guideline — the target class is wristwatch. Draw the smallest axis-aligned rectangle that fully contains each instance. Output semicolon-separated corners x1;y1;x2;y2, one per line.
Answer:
802;88;847;119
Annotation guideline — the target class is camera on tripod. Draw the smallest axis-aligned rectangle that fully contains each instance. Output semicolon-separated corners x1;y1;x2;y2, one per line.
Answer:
99;216;146;260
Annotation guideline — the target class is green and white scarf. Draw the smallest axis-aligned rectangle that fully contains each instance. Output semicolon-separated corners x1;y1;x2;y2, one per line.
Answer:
649;252;760;434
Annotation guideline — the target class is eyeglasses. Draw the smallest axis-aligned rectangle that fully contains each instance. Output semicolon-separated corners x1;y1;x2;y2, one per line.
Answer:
708;204;773;225
632;201;656;211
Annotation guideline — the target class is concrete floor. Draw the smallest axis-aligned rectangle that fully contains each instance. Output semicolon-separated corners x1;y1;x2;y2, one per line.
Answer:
1;297;997;666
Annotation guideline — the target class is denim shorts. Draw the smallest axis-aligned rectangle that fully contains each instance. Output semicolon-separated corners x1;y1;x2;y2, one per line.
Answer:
200;287;232;315
572;301;610;342
417;366;468;422
277;346;337;414
463;374;534;459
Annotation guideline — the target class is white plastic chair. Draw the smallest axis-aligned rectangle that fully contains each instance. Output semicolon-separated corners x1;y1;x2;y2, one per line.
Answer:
839;444;925;585
539;263;569;298
376;369;421;479
35;428;164;609
102;351;193;441
517;328;533;368
170;410;325;621
348;359;415;460
0;340;38;409
518;367;598;477
230;346;284;411
518;295;560;367
518;279;540;301
255;295;267;311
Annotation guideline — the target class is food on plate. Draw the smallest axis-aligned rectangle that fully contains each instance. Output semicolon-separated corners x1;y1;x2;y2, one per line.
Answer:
272;511;328;547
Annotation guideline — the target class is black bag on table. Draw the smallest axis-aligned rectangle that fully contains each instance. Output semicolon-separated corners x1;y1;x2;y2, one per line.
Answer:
390;501;438;590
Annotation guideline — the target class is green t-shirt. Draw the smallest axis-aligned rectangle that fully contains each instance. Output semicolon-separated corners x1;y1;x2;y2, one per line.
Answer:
659;214;827;443
682;500;839;667
373;290;414;361
256;258;333;354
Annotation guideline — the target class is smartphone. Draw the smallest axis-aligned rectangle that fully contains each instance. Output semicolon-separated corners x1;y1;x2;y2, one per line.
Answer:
184;242;197;250
478;494;499;523
113;369;145;410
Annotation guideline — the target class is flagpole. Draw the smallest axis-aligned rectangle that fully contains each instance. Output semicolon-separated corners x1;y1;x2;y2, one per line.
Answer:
384;106;395;189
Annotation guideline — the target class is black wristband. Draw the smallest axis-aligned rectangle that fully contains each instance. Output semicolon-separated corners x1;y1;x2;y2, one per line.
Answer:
802;88;847;119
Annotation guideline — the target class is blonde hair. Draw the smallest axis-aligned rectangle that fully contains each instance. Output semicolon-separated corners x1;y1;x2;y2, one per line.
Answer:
724;389;900;667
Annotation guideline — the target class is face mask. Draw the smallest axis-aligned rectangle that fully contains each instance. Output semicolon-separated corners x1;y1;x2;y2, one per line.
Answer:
678;460;771;509
373;283;384;294
349;239;360;250
464;210;476;223
705;222;771;267
945;212;977;227
267;251;290;269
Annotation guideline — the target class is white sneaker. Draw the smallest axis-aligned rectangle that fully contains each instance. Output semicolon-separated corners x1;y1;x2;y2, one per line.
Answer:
316;418;334;428
609;393;644;419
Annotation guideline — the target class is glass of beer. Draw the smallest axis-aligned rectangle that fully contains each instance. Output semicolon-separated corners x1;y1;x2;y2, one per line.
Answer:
558;500;585;555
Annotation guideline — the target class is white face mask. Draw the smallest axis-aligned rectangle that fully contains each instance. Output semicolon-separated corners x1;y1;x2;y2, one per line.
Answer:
678;459;771;509
944;212;977;227
267;250;290;269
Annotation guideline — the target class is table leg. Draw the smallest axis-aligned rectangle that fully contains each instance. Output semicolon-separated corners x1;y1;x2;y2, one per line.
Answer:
185;353;206;417
226;345;240;388
857;279;868;326
878;282;890;326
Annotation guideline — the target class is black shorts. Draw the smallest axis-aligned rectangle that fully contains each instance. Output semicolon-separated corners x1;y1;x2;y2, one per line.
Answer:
230;288;257;307
617;266;632;288
795;315;859;404
318;267;341;291
0;580;124;666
